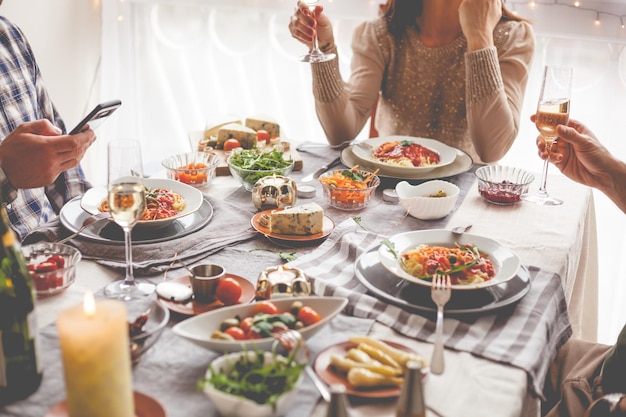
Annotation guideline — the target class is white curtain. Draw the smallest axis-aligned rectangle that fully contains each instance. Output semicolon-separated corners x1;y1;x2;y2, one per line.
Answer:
100;0;626;344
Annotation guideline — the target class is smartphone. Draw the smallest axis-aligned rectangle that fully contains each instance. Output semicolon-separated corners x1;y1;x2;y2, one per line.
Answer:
69;99;122;135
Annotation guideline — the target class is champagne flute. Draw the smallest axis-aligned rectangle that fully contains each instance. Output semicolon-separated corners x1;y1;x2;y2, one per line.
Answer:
103;139;155;300
299;0;336;63
522;65;572;206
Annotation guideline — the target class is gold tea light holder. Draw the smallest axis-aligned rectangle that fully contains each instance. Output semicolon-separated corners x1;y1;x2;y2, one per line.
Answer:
256;265;311;300
251;175;297;211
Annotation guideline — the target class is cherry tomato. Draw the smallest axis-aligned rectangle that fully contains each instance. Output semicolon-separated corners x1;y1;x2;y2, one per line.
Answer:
223;139;241;152
35;261;58;273
215;277;243;306
297;306;322;326
256;130;271;144
240;317;254;334
223;326;246;340
252;301;280;316
47;255;65;269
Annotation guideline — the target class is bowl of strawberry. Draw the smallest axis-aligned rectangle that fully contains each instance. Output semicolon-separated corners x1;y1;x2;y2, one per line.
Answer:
21;243;81;296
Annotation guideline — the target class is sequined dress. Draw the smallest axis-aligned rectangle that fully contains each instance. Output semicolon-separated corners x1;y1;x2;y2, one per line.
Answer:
311;18;535;163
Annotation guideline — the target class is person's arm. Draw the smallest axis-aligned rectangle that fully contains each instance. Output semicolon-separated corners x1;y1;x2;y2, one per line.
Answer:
465;20;535;163
311;20;386;147
535;117;626;214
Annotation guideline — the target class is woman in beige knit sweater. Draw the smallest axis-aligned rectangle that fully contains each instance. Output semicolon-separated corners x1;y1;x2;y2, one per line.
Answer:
288;0;535;164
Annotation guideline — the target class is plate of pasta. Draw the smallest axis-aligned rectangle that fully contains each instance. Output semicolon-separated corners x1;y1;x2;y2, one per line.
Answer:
80;178;203;229
377;229;521;290
351;136;458;176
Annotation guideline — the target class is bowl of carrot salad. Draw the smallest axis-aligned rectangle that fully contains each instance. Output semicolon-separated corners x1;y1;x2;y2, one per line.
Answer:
318;166;380;211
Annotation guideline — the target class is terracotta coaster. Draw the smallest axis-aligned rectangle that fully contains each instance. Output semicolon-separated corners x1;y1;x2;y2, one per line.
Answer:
45;391;165;417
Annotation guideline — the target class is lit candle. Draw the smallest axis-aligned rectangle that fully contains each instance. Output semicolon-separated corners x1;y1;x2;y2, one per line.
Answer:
57;292;134;417
267;265;298;283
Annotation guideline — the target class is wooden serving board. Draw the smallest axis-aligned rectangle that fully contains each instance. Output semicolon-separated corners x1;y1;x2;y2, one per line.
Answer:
188;131;303;176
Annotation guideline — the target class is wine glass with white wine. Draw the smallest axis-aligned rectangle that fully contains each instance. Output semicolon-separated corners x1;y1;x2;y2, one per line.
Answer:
103;139;155;300
298;0;336;63
522;65;572;205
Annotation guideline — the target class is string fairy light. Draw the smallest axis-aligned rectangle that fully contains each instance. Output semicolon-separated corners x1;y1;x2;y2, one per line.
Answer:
507;0;626;31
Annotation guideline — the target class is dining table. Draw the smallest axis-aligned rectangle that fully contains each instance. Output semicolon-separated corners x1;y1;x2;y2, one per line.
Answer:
1;141;598;417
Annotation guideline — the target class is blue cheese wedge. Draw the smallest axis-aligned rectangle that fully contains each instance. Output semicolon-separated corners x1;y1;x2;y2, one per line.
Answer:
217;123;257;149
245;116;280;139
269;203;324;235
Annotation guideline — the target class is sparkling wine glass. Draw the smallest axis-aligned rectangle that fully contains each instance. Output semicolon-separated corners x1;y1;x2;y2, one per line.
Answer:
299;0;336;63
522;65;572;205
103;139;155;300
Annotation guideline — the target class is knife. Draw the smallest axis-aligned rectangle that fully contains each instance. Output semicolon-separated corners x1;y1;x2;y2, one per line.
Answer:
301;156;342;183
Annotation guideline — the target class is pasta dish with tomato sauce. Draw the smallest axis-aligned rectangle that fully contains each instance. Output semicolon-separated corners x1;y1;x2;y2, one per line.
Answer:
99;187;186;220
373;140;440;167
400;243;495;285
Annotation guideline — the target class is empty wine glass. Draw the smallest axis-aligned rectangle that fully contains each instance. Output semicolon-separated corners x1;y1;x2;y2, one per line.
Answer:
299;0;336;63
103;139;155;300
522;65;572;206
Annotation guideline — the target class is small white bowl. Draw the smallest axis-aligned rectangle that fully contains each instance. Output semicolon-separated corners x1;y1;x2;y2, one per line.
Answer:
203;351;303;417
395;180;459;220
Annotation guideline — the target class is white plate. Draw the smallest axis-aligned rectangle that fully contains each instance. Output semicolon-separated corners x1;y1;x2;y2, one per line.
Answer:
172;296;348;352
80;178;203;229
341;146;472;180
377;230;521;290
351;136;457;175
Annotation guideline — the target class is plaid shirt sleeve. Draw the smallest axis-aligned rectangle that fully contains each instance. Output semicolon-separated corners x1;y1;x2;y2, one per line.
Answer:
0;16;91;240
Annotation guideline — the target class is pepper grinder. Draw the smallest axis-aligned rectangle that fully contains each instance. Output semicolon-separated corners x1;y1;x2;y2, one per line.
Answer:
396;360;426;417
326;383;351;417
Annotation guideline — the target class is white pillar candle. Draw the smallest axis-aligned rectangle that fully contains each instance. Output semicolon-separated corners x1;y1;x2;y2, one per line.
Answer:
57;292;134;417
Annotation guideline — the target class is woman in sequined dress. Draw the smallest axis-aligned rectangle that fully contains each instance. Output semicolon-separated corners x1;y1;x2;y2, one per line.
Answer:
288;0;534;163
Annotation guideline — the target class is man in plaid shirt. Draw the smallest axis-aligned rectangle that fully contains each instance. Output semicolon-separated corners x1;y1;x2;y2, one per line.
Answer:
0;11;95;241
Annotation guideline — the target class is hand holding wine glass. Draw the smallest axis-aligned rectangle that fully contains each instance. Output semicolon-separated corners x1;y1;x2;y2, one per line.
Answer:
103;139;155;300
296;0;336;63
522;65;572;205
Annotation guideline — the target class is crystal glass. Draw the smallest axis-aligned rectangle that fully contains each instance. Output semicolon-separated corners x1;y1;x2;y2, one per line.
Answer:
299;0;336;63
522;65;572;205
103;139;155;300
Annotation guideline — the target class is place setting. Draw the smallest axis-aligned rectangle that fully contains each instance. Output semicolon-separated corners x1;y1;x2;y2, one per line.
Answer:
340;135;474;181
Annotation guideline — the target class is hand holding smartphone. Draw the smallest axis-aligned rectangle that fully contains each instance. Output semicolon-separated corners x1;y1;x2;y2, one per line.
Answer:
69;99;122;135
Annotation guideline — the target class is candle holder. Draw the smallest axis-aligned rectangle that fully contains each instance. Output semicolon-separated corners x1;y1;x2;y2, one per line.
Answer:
256;265;311;300
251;175;297;211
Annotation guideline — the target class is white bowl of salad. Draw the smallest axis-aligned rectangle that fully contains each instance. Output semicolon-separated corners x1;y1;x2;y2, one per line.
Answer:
200;350;304;417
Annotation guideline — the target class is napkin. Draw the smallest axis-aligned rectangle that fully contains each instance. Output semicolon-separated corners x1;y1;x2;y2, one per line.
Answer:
286;218;573;398
67;198;258;276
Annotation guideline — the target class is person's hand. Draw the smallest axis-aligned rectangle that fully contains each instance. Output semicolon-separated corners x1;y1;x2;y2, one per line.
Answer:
530;115;612;190
288;1;335;53
0;119;96;189
458;0;502;51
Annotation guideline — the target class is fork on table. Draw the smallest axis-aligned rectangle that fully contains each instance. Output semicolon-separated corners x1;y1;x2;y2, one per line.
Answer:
430;273;451;375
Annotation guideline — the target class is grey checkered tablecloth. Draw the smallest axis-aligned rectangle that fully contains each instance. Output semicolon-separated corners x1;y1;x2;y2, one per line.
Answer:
287;218;572;398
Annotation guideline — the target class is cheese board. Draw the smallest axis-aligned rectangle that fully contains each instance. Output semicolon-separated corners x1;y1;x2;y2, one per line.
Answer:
188;131;303;176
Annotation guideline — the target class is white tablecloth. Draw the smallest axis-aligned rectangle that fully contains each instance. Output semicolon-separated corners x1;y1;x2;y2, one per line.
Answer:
27;166;596;417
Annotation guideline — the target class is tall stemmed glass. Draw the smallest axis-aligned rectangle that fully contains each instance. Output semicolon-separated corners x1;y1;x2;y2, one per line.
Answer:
299;0;336;63
522;65;572;205
103;139;155;300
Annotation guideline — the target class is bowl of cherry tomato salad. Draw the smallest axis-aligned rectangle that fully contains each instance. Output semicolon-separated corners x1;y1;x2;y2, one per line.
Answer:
21;242;82;296
172;296;348;352
318;166;380;211
161;151;221;189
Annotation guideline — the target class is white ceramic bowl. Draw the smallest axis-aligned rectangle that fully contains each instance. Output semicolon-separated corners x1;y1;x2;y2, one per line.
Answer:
172;296;348;352
395;180;459;220
80;178;204;229
203;351;303;417
475;165;535;205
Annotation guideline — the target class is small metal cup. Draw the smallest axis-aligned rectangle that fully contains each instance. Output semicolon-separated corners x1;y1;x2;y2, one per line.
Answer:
189;263;225;303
